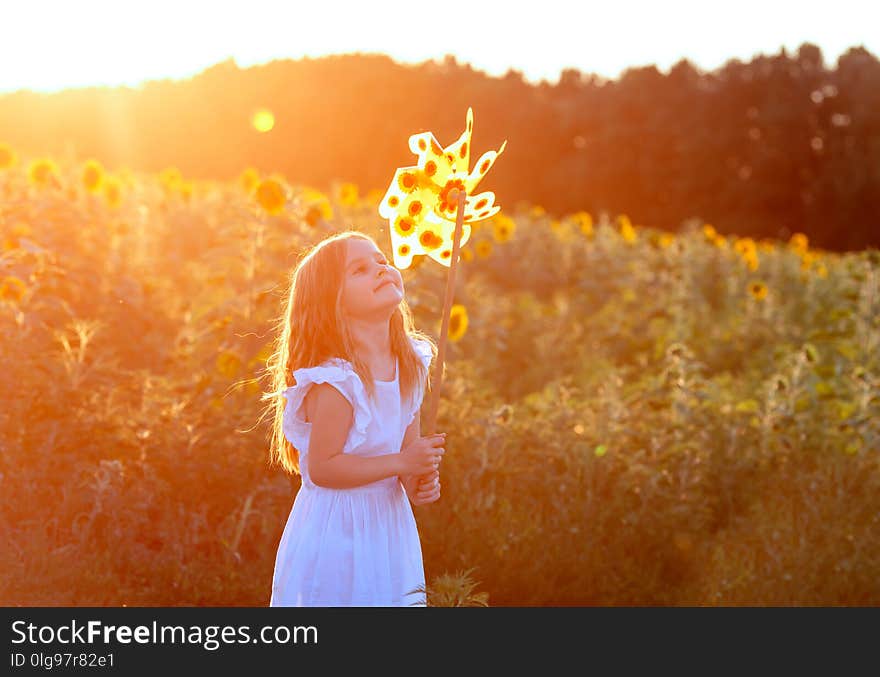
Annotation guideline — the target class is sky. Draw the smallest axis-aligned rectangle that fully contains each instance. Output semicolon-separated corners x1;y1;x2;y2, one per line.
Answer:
0;0;876;94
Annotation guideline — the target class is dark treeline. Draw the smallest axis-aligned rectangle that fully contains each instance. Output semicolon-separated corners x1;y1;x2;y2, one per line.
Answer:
1;43;878;251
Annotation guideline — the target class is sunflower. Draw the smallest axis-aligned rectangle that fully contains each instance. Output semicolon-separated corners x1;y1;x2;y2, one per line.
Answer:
305;204;333;227
0;143;17;170
103;176;123;209
475;240;492;258
571;211;593;237
337;182;359;207
0;276;27;303
800;251;817;272
28;158;60;189
448;304;468;342
733;237;756;256
301;188;333;226
742;249;759;271
81;159;105;193
789;232;809;254
702;224;717;240
159;167;183;192
179;180;194;202
492;213;515;243
256;178;287;216
239;167;260;194
658;233;675;248
748;281;768;300
618;215;637;244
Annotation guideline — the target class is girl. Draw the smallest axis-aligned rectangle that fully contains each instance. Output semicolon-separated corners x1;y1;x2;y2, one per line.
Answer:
264;230;447;607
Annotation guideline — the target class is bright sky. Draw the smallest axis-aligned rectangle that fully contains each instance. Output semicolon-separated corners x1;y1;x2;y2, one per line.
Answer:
0;0;876;94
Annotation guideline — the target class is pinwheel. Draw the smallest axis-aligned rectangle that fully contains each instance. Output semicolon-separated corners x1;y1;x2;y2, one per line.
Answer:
378;107;507;433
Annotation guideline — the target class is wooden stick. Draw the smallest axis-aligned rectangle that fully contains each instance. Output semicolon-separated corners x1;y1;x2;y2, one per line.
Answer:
423;188;467;435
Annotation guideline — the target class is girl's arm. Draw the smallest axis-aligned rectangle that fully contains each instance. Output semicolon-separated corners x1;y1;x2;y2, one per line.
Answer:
399;411;418;497
399;408;422;489
306;383;432;489
400;409;421;462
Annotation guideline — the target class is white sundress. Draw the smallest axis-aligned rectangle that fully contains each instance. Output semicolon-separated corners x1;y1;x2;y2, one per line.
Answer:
270;336;434;607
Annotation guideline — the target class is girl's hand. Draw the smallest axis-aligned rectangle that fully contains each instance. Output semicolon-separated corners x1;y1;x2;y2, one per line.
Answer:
398;433;446;476
403;469;441;506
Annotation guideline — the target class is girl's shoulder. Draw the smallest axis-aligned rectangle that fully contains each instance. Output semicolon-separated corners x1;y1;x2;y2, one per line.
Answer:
284;358;372;450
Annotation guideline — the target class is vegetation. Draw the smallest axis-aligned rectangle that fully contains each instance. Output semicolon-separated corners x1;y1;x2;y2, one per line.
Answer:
1;139;877;606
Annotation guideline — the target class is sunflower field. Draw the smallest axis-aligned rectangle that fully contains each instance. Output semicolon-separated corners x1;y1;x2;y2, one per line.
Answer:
1;146;878;606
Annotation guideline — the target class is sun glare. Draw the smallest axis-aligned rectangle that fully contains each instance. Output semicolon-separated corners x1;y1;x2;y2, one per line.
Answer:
252;109;275;133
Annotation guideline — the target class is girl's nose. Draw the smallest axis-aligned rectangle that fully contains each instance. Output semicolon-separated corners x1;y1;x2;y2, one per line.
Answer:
375;265;391;286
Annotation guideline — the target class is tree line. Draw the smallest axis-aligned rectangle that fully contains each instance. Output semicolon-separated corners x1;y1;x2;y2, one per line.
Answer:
1;42;877;251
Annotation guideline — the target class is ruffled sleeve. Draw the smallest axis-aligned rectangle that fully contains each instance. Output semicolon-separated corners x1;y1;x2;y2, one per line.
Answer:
281;359;372;454
406;336;435;426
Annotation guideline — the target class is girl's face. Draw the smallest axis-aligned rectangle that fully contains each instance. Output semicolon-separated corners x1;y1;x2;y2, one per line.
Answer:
341;238;404;320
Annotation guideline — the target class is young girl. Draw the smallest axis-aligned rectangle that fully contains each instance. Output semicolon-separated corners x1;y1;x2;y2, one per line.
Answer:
264;230;446;607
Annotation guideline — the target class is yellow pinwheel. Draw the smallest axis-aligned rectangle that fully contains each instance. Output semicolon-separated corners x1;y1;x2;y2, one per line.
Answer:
378;107;507;436
378;107;507;268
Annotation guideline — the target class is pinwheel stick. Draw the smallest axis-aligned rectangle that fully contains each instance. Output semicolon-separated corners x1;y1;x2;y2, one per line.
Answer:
423;188;467;435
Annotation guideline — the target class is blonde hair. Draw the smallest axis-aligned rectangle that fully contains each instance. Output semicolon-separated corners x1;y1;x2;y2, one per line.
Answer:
259;230;436;476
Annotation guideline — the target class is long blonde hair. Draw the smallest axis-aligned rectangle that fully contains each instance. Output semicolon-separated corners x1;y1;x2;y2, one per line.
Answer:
260;230;436;476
